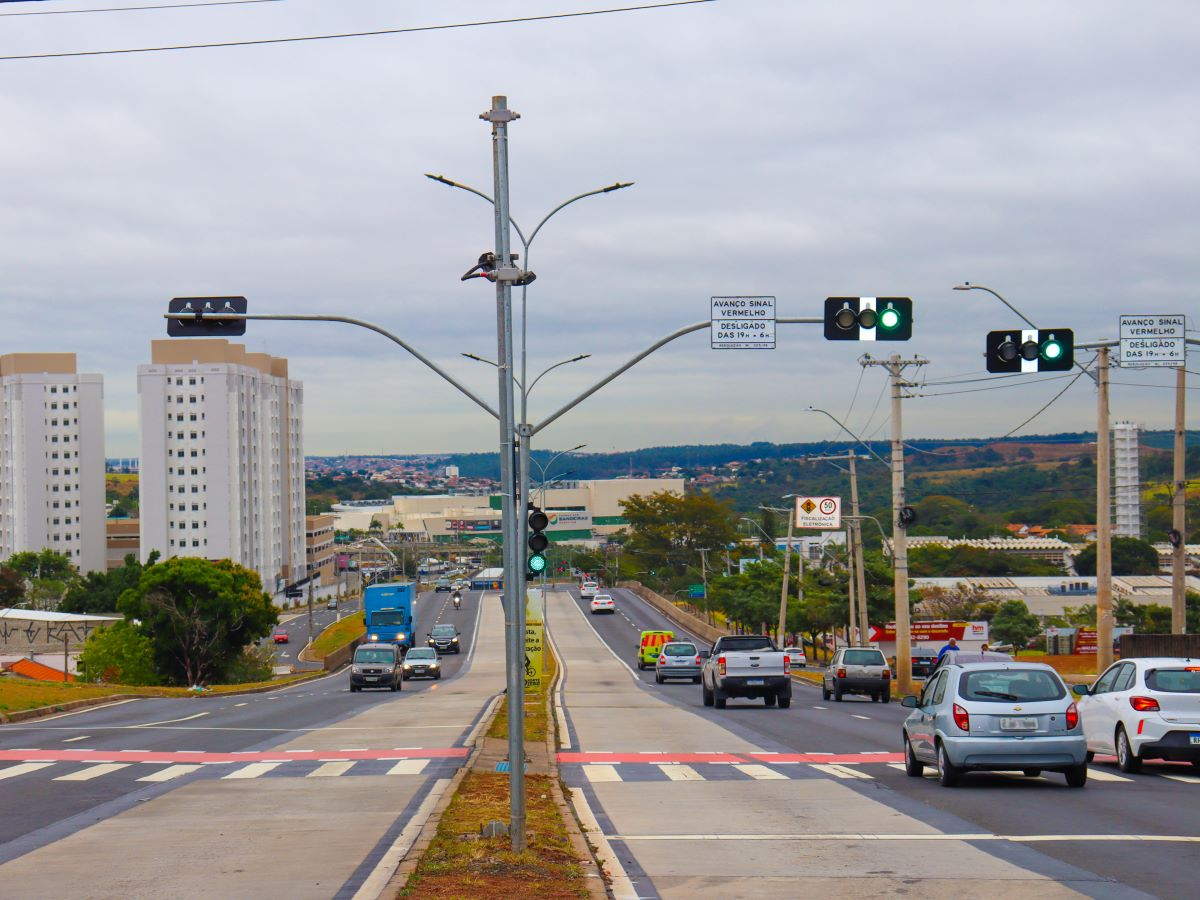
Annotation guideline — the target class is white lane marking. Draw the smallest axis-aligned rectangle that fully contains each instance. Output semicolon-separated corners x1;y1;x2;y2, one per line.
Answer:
130;712;210;728
4;697;141;724
567;771;638;900
308;761;355;778
350;778;450;900
55;763;131;782
811;763;872;780
733;764;788;781
607;833;1200;843
887;763;908;772
1160;773;1200;784
812;706;829;710
386;759;430;776
562;591;640;682
850;714;871;720
1086;768;1133;782
222;762;281;779
0;762;54;780
657;764;704;781
582;764;623;783
137;764;202;783
62;735;90;743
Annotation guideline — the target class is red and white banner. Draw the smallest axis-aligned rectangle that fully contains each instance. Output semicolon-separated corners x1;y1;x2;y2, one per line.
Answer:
868;620;989;643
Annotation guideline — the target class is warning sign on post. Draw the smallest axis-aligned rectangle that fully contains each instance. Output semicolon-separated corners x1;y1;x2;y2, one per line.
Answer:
794;496;841;529
711;296;776;349
1119;314;1186;367
524;622;543;691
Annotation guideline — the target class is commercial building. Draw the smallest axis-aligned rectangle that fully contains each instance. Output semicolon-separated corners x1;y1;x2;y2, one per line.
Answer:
305;514;336;586
0;353;105;572
913;574;1200;619
138;340;305;593
900;535;1071;567
105;519;140;570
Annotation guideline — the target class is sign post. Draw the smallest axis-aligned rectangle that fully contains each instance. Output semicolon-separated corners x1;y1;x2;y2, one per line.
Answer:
1118;314;1186;367
711;296;776;349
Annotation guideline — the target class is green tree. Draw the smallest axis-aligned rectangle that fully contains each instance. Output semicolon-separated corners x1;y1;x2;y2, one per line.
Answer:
79;620;160;685
5;549;76;582
620;491;739;579
61;552;159;615
118;557;278;686
990;599;1041;649
0;566;24;605
1072;537;1160;576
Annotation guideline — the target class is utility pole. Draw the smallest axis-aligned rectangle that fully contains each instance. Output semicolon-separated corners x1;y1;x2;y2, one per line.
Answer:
861;353;927;696
845;525;857;645
807;450;869;645
698;548;711;624
482;95;526;851
1096;347;1114;670
1172;363;1187;633
306;575;314;649
778;514;794;645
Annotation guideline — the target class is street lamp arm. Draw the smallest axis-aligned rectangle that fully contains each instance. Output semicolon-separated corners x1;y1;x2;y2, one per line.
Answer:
164;311;499;420
462;352;524;392
806;407;891;468
843;514;894;559
953;282;1037;330
527;354;591;398
425;174;529;248
526;183;634;248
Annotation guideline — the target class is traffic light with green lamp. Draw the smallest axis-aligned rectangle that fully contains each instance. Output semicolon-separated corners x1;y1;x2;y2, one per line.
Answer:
985;329;1073;373
527;506;549;575
824;297;912;341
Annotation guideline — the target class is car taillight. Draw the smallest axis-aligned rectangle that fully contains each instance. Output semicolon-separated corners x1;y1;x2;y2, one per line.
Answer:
718;655;726;676
837;668;846;679
783;655;790;675
1130;696;1160;712
882;668;891;679
1065;701;1079;729
694;655;701;665
952;703;970;732
658;654;667;665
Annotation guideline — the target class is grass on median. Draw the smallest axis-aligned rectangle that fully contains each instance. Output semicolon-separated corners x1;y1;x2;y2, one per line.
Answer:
0;673;314;714
309;611;365;659
485;646;557;744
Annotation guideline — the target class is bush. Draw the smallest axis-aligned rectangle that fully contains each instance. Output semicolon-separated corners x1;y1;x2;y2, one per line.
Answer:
79;620;160;685
222;644;276;684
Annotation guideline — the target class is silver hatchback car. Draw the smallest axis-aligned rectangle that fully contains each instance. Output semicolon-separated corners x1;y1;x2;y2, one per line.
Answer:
654;641;703;684
900;661;1087;787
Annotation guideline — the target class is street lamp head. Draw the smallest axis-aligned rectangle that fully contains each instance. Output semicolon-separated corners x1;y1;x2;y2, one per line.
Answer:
425;173;459;188
601;182;635;193
953;283;973;291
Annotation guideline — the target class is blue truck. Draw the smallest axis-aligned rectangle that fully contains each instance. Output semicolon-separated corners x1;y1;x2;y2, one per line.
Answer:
363;582;417;650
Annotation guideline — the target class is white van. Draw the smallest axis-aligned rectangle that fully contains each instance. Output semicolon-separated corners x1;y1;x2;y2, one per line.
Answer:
580;581;599;600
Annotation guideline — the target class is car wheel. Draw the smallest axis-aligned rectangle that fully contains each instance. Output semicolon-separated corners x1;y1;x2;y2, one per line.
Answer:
778;696;791;709
903;734;924;777
834;685;844;702
881;689;890;704
1085;750;1095;763
692;676;701;684
764;693;777;707
390;681;399;692
636;661;643;670
822;686;831;701
1022;768;1042;777
655;672;663;684
350;685;359;693
702;684;714;707
1065;764;1088;788
714;691;727;710
435;672;442;680
1116;726;1142;773
936;742;960;787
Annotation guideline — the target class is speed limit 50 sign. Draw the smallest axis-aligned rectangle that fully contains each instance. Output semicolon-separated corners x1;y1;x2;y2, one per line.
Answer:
794;496;842;529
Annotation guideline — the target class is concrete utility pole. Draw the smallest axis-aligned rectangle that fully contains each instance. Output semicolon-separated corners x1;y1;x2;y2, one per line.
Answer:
1095;347;1114;670
861;354;927;696
778;512;794;645
1172;364;1187;633
807;450;869;645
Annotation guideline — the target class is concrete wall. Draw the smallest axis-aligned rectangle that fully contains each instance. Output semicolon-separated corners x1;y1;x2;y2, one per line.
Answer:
618;581;726;646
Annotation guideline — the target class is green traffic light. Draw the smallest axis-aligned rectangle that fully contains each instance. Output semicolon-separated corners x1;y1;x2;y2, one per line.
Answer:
878;306;902;331
528;553;547;573
1041;339;1063;361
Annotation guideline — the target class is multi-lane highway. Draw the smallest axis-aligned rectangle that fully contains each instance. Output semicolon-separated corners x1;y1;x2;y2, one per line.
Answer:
0;589;500;899
270;594;362;670
553;585;1200;899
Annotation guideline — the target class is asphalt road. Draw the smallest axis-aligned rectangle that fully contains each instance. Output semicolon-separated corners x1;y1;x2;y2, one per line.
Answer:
0;589;486;872
567;585;1200;899
270;594;363;669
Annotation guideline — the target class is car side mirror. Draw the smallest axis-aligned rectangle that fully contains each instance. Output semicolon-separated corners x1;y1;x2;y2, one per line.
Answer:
699;650;711;660
900;695;919;709
1071;683;1090;697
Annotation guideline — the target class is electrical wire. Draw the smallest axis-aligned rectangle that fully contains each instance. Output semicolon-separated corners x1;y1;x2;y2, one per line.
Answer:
997;362;1094;439
0;0;716;60
0;0;280;15
913;372;1078;399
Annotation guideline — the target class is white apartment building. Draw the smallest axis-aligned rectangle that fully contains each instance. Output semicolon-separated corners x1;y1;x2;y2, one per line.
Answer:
1113;420;1141;539
0;353;105;573
138;340;305;593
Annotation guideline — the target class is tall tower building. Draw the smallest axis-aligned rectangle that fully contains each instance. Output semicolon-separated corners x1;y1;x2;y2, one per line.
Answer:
0;353;106;573
138;340;304;593
1112;420;1141;539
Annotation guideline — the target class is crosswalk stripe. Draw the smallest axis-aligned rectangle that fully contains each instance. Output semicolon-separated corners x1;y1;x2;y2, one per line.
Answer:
386;759;430;776
886;763;908;772
137;765;202;783
0;762;54;780
582;764;623;783
811;763;873;780
55;763;131;782
308;761;355;778
657;764;704;781
1086;768;1134;782
223;762;281;780
1159;773;1200;785
733;764;788;780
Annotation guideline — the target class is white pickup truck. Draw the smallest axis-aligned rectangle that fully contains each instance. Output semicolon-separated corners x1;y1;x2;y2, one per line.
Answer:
700;635;793;709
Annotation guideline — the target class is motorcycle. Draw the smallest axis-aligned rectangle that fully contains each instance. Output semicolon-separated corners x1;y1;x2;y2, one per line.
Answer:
452;592;462;610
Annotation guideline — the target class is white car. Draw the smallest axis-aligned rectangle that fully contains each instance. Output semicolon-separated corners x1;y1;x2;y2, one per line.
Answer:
1073;657;1200;772
782;645;807;668
589;594;615;615
580;581;599;600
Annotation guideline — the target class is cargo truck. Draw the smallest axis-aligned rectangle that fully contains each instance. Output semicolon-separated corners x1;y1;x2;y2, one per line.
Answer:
363;582;417;650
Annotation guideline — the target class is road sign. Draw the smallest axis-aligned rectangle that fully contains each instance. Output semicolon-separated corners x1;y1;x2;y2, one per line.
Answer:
1119;314;1186;367
794;496;841;529
524;622;543;691
688;583;706;599
711;296;775;349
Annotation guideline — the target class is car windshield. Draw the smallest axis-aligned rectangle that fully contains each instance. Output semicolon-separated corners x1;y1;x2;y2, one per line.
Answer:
372;612;406;626
354;649;394;664
843;650;886;665
406;649;436;661
431;625;456;637
1145;668;1200;693
663;644;697;657
959;669;1065;702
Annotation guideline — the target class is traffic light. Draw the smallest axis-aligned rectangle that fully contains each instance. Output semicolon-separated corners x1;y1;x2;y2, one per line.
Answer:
985;329;1073;373
527;505;549;575
167;296;248;337
824;297;912;341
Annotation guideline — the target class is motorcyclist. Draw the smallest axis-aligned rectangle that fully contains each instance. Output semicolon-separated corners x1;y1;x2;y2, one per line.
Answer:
452;590;462;609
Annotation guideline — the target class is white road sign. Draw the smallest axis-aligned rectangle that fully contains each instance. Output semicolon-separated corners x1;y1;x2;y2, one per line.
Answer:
794;496;841;529
1119;314;1186;367
711;296;776;349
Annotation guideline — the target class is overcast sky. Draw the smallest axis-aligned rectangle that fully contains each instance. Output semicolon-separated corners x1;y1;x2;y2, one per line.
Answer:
1;0;1196;458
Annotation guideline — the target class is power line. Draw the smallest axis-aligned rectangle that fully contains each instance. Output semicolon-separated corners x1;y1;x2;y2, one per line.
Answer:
0;0;280;16
0;0;716;60
913;372;1077;398
998;363;1093;439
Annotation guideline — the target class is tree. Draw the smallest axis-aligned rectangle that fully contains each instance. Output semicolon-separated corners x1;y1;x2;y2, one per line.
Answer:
118;557;278;686
61;552;158;615
620;491;739;578
5;549;76;583
0;566;24;605
990;599;1041;649
917;583;1002;620
79;620;160;685
1072;537;1160;576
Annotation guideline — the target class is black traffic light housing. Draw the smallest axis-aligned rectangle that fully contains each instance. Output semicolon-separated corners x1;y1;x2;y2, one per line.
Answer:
167;296;248;337
527;505;549;574
825;297;912;341
985;329;1073;374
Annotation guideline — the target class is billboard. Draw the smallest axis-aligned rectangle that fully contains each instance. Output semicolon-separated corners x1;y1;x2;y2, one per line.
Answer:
546;511;592;530
868;620;989;644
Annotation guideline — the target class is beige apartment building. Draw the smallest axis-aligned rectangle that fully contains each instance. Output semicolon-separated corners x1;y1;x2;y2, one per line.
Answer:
305;513;336;585
0;353;106;572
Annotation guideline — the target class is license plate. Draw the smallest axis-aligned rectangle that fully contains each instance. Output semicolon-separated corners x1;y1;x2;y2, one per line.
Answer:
1190;734;1200;745
1000;717;1038;731
747;679;764;686
365;676;378;682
